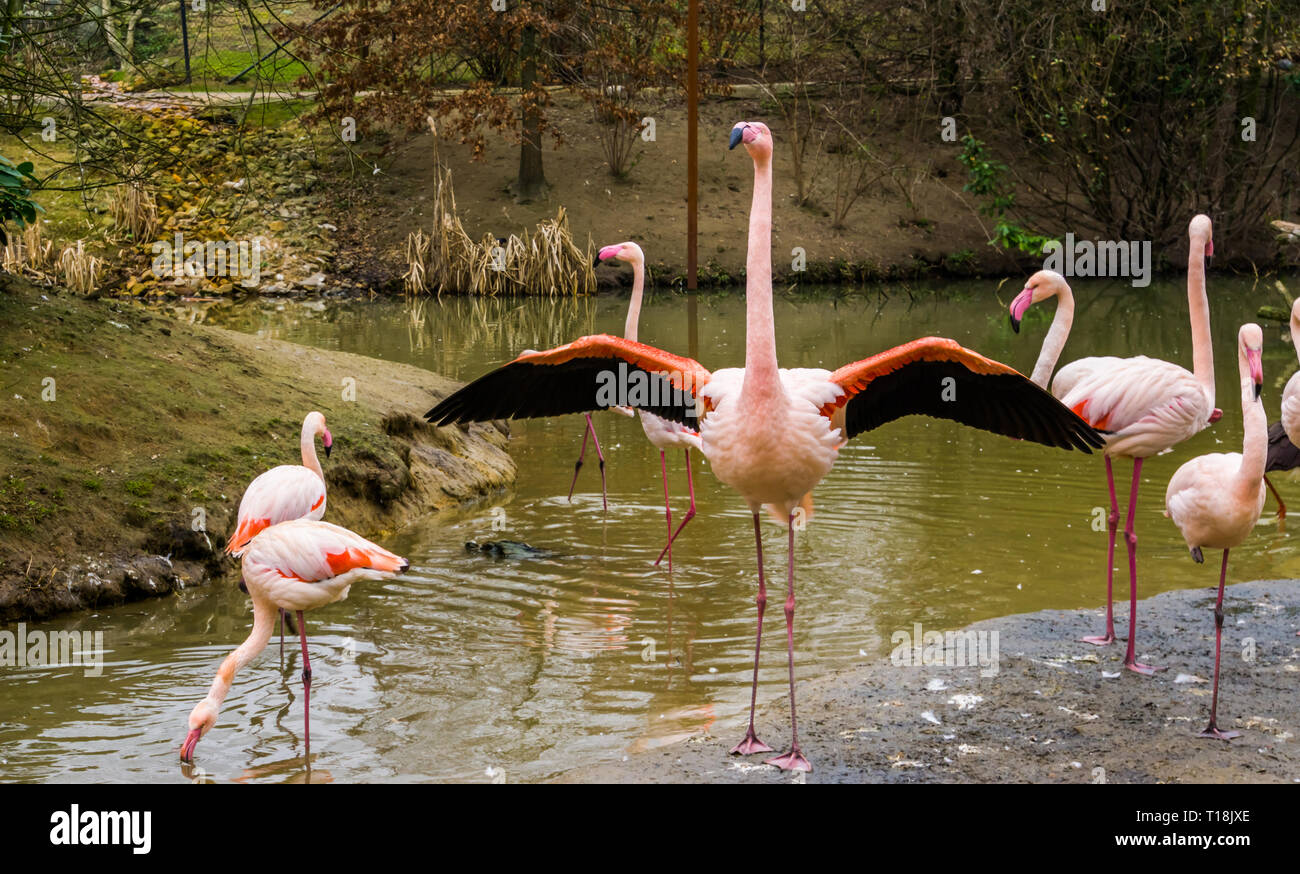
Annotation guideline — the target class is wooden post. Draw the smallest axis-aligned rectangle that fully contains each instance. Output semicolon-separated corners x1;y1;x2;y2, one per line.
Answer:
179;0;192;84
687;0;698;290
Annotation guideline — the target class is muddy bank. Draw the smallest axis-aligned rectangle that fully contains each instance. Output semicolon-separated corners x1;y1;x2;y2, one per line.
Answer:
560;580;1300;783
0;275;515;623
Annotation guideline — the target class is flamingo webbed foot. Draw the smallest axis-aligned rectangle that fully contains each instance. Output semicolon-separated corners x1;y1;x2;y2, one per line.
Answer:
764;747;812;772
1124;660;1166;676
1197;724;1240;741
1080;633;1115;646
730;729;773;756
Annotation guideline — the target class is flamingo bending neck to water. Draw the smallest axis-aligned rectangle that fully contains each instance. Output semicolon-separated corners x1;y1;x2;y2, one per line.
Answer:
181;519;408;763
1164;323;1266;738
425;120;1101;771
595;241;703;567
1010;214;1216;673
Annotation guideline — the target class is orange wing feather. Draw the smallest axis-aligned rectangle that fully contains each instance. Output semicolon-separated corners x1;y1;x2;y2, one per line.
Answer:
821;337;1016;417
426;334;714;426
511;335;713;405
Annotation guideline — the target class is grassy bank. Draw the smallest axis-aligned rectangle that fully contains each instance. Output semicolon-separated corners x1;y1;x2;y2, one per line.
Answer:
0;274;515;623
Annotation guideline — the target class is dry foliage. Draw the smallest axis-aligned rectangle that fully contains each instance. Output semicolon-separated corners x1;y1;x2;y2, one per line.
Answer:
403;166;595;296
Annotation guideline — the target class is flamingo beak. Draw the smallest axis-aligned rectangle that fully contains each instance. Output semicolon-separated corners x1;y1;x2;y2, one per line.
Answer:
1249;349;1263;399
1009;289;1033;334
1206;239;1214;260
323;429;333;458
729;124;750;150
594;245;620;267
180;728;201;762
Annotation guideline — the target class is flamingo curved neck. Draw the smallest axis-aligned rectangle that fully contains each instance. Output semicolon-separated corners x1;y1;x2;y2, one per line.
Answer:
1237;349;1267;492
623;258;645;343
197;595;276;717
300;419;324;481
742;152;780;404
1032;285;1075;389
1188;235;1214;405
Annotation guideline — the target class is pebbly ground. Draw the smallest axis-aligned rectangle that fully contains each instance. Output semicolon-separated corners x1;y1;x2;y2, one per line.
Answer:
560;580;1300;783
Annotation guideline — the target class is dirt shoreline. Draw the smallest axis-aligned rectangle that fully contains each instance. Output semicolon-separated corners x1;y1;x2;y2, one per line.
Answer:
559;580;1300;783
0;275;516;623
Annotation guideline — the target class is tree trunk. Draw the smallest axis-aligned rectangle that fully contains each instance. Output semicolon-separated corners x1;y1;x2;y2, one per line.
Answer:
99;0;136;75
512;25;547;201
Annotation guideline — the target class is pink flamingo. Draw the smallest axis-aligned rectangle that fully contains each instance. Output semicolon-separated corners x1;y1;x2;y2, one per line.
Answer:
225;411;332;555
426;120;1100;771
1009;215;1216;673
226;410;333;649
595;241;703;568
1164;323;1265;739
181;519;408;763
1261;299;1300;522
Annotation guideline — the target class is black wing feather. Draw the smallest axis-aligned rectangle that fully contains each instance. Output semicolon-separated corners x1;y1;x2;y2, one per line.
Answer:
425;357;699;427
1266;420;1300;472
842;360;1102;452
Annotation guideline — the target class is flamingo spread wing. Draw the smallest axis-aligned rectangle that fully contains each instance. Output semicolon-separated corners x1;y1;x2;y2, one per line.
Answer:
226;465;327;556
823;337;1103;452
424;335;713;428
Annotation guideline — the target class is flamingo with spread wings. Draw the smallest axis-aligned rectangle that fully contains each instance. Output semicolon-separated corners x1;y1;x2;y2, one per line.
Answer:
425;121;1101;771
1009;215;1217;673
181;519;408;764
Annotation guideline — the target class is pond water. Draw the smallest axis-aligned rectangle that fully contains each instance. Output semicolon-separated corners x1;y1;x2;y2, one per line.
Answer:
5;274;1300;783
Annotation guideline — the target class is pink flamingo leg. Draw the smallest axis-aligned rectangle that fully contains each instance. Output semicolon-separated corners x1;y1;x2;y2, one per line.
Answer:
1199;550;1241;740
297;610;312;760
654;449;697;566
567;414;608;511
1121;458;1165;674
765;517;811;772
1264;474;1286;522
1083;456;1120;645
731;513;773;755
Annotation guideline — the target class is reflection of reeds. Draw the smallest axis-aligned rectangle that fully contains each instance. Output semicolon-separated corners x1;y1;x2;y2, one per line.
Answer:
403;166;595;296
58;241;101;294
405;296;428;353
2;222;54;275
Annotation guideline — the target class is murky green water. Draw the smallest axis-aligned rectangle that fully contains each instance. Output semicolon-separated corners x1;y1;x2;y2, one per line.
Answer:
4;276;1300;783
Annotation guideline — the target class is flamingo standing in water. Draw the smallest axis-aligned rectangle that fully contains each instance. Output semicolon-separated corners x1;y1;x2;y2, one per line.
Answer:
595;241;702;567
425;120;1101;771
226;410;333;648
181;519;408;763
1009;215;1217;673
1260;299;1300;522
1164;323;1266;739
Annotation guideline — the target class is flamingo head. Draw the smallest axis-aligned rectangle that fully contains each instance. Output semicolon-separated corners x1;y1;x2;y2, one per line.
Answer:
306;411;332;458
181;699;218;763
1190;214;1213;259
1240;322;1263;401
594;241;644;268
1010;270;1068;333
729;121;772;159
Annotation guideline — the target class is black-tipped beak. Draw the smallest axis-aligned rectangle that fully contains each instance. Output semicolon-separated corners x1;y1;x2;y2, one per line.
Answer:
728;126;745;150
323;443;332;459
1009;314;1021;334
592;255;603;268
1254;382;1262;401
